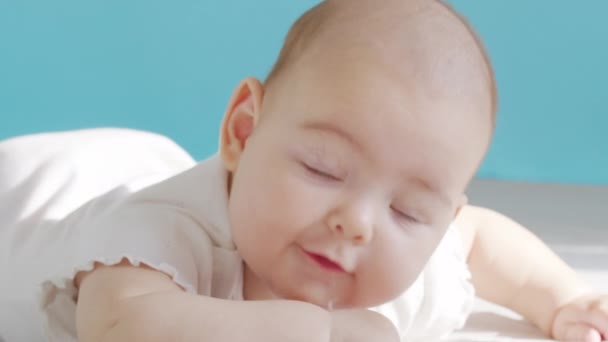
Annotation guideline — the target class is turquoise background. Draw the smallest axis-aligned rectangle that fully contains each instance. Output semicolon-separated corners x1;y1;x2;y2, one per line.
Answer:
1;1;606;185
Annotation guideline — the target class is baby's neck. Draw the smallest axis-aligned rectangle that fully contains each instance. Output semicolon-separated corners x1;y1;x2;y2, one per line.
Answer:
226;172;233;194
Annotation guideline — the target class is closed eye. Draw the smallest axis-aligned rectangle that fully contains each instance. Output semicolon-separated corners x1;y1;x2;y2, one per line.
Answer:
391;206;419;224
301;162;342;182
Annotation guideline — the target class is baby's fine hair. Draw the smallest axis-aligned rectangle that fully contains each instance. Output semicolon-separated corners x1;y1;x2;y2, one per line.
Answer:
264;0;498;127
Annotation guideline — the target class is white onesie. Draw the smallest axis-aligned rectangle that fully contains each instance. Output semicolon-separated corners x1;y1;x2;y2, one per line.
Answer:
0;129;474;342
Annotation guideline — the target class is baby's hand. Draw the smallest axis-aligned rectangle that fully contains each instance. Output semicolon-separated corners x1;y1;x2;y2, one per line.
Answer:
330;309;400;342
551;294;608;342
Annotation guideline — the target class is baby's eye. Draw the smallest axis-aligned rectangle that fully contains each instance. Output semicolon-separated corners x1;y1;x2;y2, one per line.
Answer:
390;206;419;224
301;161;342;182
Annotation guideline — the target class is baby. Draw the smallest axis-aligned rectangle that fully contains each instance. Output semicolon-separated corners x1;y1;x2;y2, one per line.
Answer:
0;0;606;341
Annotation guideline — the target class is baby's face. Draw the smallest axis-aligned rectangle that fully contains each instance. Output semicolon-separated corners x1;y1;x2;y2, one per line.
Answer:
225;57;491;309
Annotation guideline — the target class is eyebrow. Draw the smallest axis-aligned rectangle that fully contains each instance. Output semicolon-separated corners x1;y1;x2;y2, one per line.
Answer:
409;176;453;209
300;120;452;208
300;121;365;153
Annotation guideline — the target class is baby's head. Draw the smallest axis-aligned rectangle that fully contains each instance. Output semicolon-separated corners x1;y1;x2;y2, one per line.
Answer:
219;0;495;309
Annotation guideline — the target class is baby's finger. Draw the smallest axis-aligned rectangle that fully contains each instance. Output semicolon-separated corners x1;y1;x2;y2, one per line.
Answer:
560;323;602;342
584;304;608;340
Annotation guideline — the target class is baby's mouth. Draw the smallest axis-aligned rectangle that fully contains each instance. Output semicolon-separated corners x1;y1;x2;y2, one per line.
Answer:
303;250;346;273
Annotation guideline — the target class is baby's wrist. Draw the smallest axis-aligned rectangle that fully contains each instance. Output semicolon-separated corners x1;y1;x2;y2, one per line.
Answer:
545;287;595;336
329;309;399;342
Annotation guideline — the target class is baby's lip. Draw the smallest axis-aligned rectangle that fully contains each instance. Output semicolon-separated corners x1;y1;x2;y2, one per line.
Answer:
302;249;349;273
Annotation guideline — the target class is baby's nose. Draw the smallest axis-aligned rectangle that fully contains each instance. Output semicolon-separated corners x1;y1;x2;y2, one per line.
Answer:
328;201;375;244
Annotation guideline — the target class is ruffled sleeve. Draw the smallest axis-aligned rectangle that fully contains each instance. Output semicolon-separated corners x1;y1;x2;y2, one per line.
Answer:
39;183;218;341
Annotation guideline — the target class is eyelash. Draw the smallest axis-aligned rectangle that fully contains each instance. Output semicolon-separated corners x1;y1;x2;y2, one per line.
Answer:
301;162;342;182
299;158;419;224
391;206;419;224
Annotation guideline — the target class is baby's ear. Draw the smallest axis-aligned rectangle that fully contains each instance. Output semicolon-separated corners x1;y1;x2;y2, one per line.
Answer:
219;77;265;172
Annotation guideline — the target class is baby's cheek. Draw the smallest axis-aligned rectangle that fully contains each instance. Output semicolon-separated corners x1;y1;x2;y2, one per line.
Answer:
354;245;420;306
275;172;339;223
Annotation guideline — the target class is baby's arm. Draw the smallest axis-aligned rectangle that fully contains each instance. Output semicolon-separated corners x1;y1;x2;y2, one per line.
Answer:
75;261;398;342
454;205;593;336
75;261;331;342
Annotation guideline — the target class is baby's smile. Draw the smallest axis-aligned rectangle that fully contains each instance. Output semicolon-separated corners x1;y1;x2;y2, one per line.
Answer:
302;249;347;273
